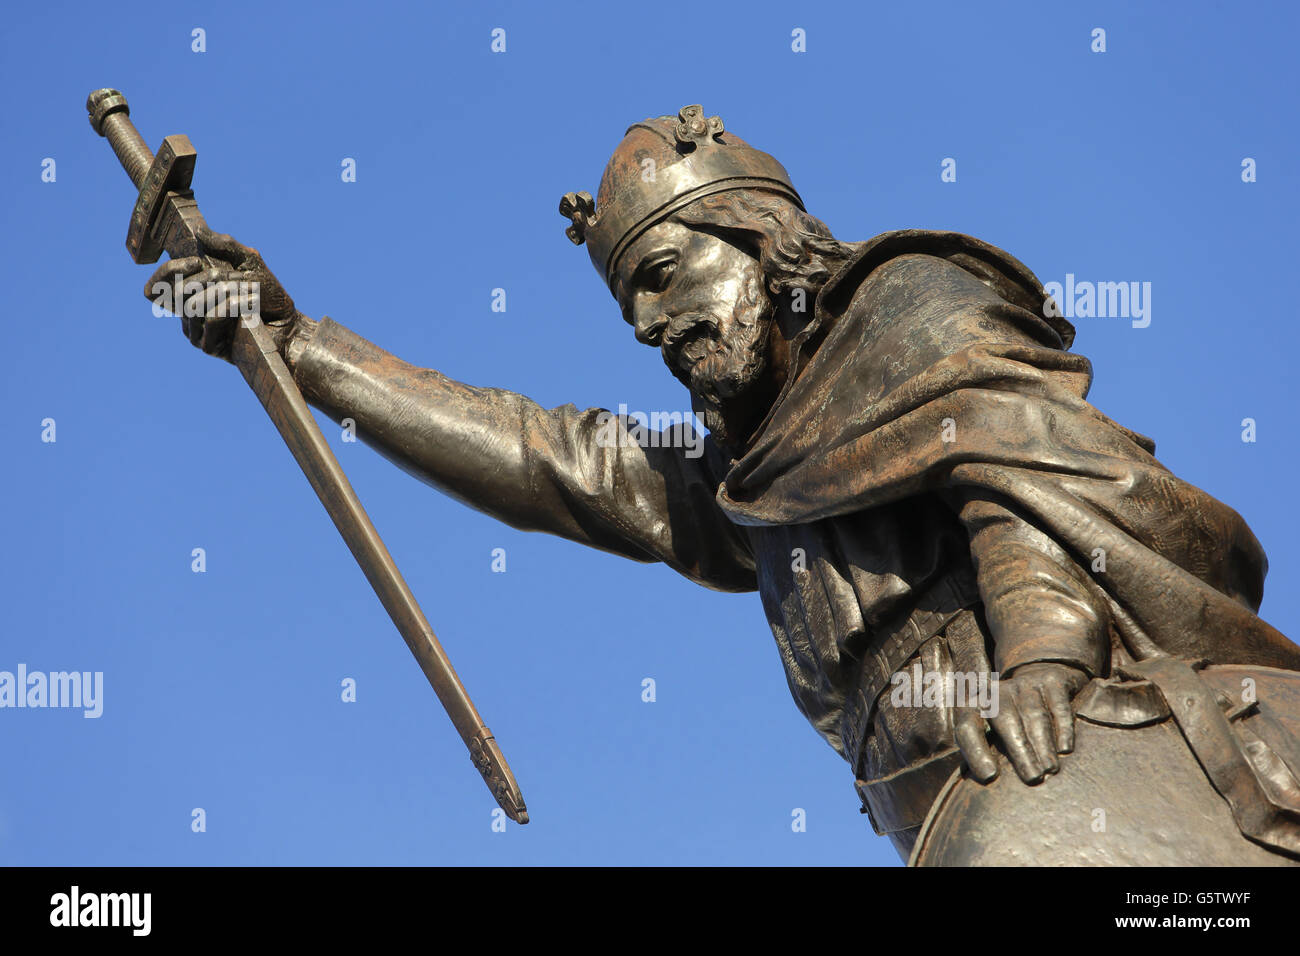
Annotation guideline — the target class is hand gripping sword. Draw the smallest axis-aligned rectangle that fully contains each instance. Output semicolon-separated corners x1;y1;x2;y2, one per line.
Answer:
86;88;528;824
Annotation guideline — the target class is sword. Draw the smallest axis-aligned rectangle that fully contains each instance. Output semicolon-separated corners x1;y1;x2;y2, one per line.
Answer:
86;88;528;824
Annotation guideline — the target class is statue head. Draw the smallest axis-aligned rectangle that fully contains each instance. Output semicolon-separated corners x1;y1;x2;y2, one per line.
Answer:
561;106;858;449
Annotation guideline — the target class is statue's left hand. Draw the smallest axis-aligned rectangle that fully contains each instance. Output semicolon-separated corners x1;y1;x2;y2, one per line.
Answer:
955;661;1088;785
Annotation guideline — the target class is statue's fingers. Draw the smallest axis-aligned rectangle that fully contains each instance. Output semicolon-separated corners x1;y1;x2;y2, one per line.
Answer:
176;267;226;346
953;707;998;783
144;256;206;305
205;277;249;323
204;277;246;314
1018;692;1060;775
198;226;257;267
990;702;1046;785
179;267;231;310
147;285;178;318
1043;681;1077;754
186;312;203;347
192;279;246;354
199;313;235;356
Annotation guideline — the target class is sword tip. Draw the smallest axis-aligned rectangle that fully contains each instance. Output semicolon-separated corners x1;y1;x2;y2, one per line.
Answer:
469;730;530;824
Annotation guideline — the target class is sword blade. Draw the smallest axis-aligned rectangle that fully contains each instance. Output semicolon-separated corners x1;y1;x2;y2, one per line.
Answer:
231;318;528;824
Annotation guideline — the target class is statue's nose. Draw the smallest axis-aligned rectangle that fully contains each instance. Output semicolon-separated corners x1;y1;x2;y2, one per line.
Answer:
634;311;669;346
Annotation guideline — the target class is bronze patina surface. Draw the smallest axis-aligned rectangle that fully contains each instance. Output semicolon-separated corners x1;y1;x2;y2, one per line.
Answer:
102;97;1300;864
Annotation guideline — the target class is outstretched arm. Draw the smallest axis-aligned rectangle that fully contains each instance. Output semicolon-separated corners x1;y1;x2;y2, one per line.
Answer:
144;229;756;594
289;317;757;593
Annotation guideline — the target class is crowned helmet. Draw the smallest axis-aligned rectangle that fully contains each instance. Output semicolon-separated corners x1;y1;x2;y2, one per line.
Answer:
560;105;805;291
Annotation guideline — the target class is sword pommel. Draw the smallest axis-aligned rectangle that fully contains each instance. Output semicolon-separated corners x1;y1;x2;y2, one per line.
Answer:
87;88;128;134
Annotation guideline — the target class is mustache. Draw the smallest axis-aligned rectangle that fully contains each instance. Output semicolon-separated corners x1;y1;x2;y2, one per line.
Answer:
662;313;719;350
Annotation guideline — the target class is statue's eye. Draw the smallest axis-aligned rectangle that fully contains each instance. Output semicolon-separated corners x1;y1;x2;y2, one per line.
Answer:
641;257;677;294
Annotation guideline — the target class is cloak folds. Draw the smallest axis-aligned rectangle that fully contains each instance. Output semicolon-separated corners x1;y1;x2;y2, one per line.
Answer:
717;230;1300;674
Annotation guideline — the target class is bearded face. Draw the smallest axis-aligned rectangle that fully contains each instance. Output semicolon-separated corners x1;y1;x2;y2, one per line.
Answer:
614;221;777;431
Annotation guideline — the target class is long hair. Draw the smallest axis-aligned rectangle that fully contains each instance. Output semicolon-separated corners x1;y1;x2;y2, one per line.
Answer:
670;190;861;295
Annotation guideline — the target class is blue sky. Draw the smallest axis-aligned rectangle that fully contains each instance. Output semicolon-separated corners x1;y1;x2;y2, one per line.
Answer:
2;0;1298;865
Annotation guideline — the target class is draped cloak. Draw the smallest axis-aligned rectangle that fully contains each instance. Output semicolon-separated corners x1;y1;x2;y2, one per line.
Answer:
720;229;1300;682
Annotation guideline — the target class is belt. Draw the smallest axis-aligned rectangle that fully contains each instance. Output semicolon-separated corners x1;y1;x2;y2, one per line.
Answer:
839;602;968;777
840;580;983;835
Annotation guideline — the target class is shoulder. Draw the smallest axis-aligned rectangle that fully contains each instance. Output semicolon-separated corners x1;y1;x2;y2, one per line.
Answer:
820;229;1074;350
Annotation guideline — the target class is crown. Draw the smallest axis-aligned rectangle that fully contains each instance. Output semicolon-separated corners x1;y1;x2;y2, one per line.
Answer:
560;105;804;290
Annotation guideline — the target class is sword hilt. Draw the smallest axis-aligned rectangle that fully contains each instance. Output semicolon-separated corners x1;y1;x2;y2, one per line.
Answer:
87;89;152;190
87;89;202;265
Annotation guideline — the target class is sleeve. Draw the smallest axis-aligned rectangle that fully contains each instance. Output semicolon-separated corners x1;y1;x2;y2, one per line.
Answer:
944;488;1109;677
898;254;1109;677
289;317;757;593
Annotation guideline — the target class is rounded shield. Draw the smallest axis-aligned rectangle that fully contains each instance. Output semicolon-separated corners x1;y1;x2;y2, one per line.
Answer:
910;665;1300;866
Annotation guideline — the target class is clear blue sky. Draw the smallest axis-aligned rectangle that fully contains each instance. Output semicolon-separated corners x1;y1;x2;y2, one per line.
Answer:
2;0;1297;866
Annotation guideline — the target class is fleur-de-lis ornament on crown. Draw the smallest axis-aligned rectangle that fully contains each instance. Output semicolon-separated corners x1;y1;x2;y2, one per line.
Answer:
673;104;724;150
559;190;596;246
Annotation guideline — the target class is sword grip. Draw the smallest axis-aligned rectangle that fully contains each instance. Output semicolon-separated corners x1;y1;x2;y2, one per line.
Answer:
87;89;152;190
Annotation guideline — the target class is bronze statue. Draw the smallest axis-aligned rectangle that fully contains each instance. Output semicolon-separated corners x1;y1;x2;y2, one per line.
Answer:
96;93;1300;865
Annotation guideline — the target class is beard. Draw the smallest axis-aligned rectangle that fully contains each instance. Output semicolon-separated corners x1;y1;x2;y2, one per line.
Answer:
661;269;775;451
